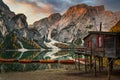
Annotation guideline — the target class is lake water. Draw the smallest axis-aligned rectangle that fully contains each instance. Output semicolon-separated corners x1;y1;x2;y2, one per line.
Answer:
0;49;75;72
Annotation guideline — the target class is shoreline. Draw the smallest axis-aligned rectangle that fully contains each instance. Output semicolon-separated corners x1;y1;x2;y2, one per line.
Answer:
0;69;120;80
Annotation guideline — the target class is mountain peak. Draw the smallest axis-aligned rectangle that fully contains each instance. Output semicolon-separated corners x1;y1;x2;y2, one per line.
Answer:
64;4;105;17
0;0;10;11
68;4;105;11
48;13;61;19
11;14;28;29
69;4;88;9
92;5;105;11
48;13;61;24
66;4;88;14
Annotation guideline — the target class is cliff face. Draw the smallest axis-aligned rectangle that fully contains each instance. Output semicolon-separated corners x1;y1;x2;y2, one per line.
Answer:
0;0;15;37
0;0;30;49
29;13;62;43
0;0;28;38
10;14;28;38
30;4;120;43
50;4;120;43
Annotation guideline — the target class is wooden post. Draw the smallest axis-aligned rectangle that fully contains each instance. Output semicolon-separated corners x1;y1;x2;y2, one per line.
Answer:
108;58;111;80
94;56;97;76
90;47;93;72
98;57;101;72
100;22;102;32
86;55;89;71
90;55;92;71
85;55;87;72
111;60;113;72
101;57;103;70
75;53;77;70
78;54;80;70
108;58;113;80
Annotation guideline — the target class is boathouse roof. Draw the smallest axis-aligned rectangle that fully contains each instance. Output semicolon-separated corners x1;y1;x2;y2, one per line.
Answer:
83;31;120;40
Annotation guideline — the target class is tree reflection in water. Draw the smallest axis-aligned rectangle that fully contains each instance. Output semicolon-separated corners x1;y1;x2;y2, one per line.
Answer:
0;49;75;72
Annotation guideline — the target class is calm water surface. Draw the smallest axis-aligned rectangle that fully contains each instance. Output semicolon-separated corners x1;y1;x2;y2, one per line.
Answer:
0;49;75;72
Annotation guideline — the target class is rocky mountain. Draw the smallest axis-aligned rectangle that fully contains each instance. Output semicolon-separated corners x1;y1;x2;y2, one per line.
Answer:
28;13;62;45
1;0;120;49
0;0;40;49
0;0;28;37
31;4;120;44
52;4;120;43
0;0;15;37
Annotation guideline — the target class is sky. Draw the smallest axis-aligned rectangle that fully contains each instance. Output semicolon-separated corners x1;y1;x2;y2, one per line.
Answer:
3;0;120;25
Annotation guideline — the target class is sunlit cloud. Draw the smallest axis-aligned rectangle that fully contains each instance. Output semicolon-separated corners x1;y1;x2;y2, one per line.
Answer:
4;0;52;24
3;0;120;24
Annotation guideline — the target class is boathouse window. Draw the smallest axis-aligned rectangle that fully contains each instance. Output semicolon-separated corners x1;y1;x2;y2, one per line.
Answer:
92;36;96;50
104;36;116;57
92;37;96;45
104;36;114;48
96;35;104;48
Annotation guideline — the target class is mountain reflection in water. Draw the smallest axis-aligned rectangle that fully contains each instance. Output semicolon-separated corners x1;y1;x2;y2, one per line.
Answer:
0;49;75;72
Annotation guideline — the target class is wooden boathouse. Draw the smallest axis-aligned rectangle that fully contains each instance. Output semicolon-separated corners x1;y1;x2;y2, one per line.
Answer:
75;31;120;80
84;31;120;58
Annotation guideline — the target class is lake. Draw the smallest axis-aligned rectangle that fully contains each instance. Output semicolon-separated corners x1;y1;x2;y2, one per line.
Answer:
0;49;76;72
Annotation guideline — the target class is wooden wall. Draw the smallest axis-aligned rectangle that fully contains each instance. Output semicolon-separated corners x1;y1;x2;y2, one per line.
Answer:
117;36;120;57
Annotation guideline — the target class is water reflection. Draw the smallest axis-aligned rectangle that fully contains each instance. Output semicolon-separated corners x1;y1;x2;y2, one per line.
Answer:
0;49;75;72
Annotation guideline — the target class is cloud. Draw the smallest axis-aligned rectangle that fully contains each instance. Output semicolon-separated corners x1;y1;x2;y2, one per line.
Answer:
28;0;103;13
4;0;52;24
101;0;120;11
3;0;120;24
11;0;95;13
11;0;52;14
40;0;81;13
14;0;74;13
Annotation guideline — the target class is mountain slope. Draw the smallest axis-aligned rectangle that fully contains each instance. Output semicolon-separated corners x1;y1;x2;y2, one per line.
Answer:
0;0;28;37
28;13;62;46
0;0;40;49
52;4;120;43
31;4;120;44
